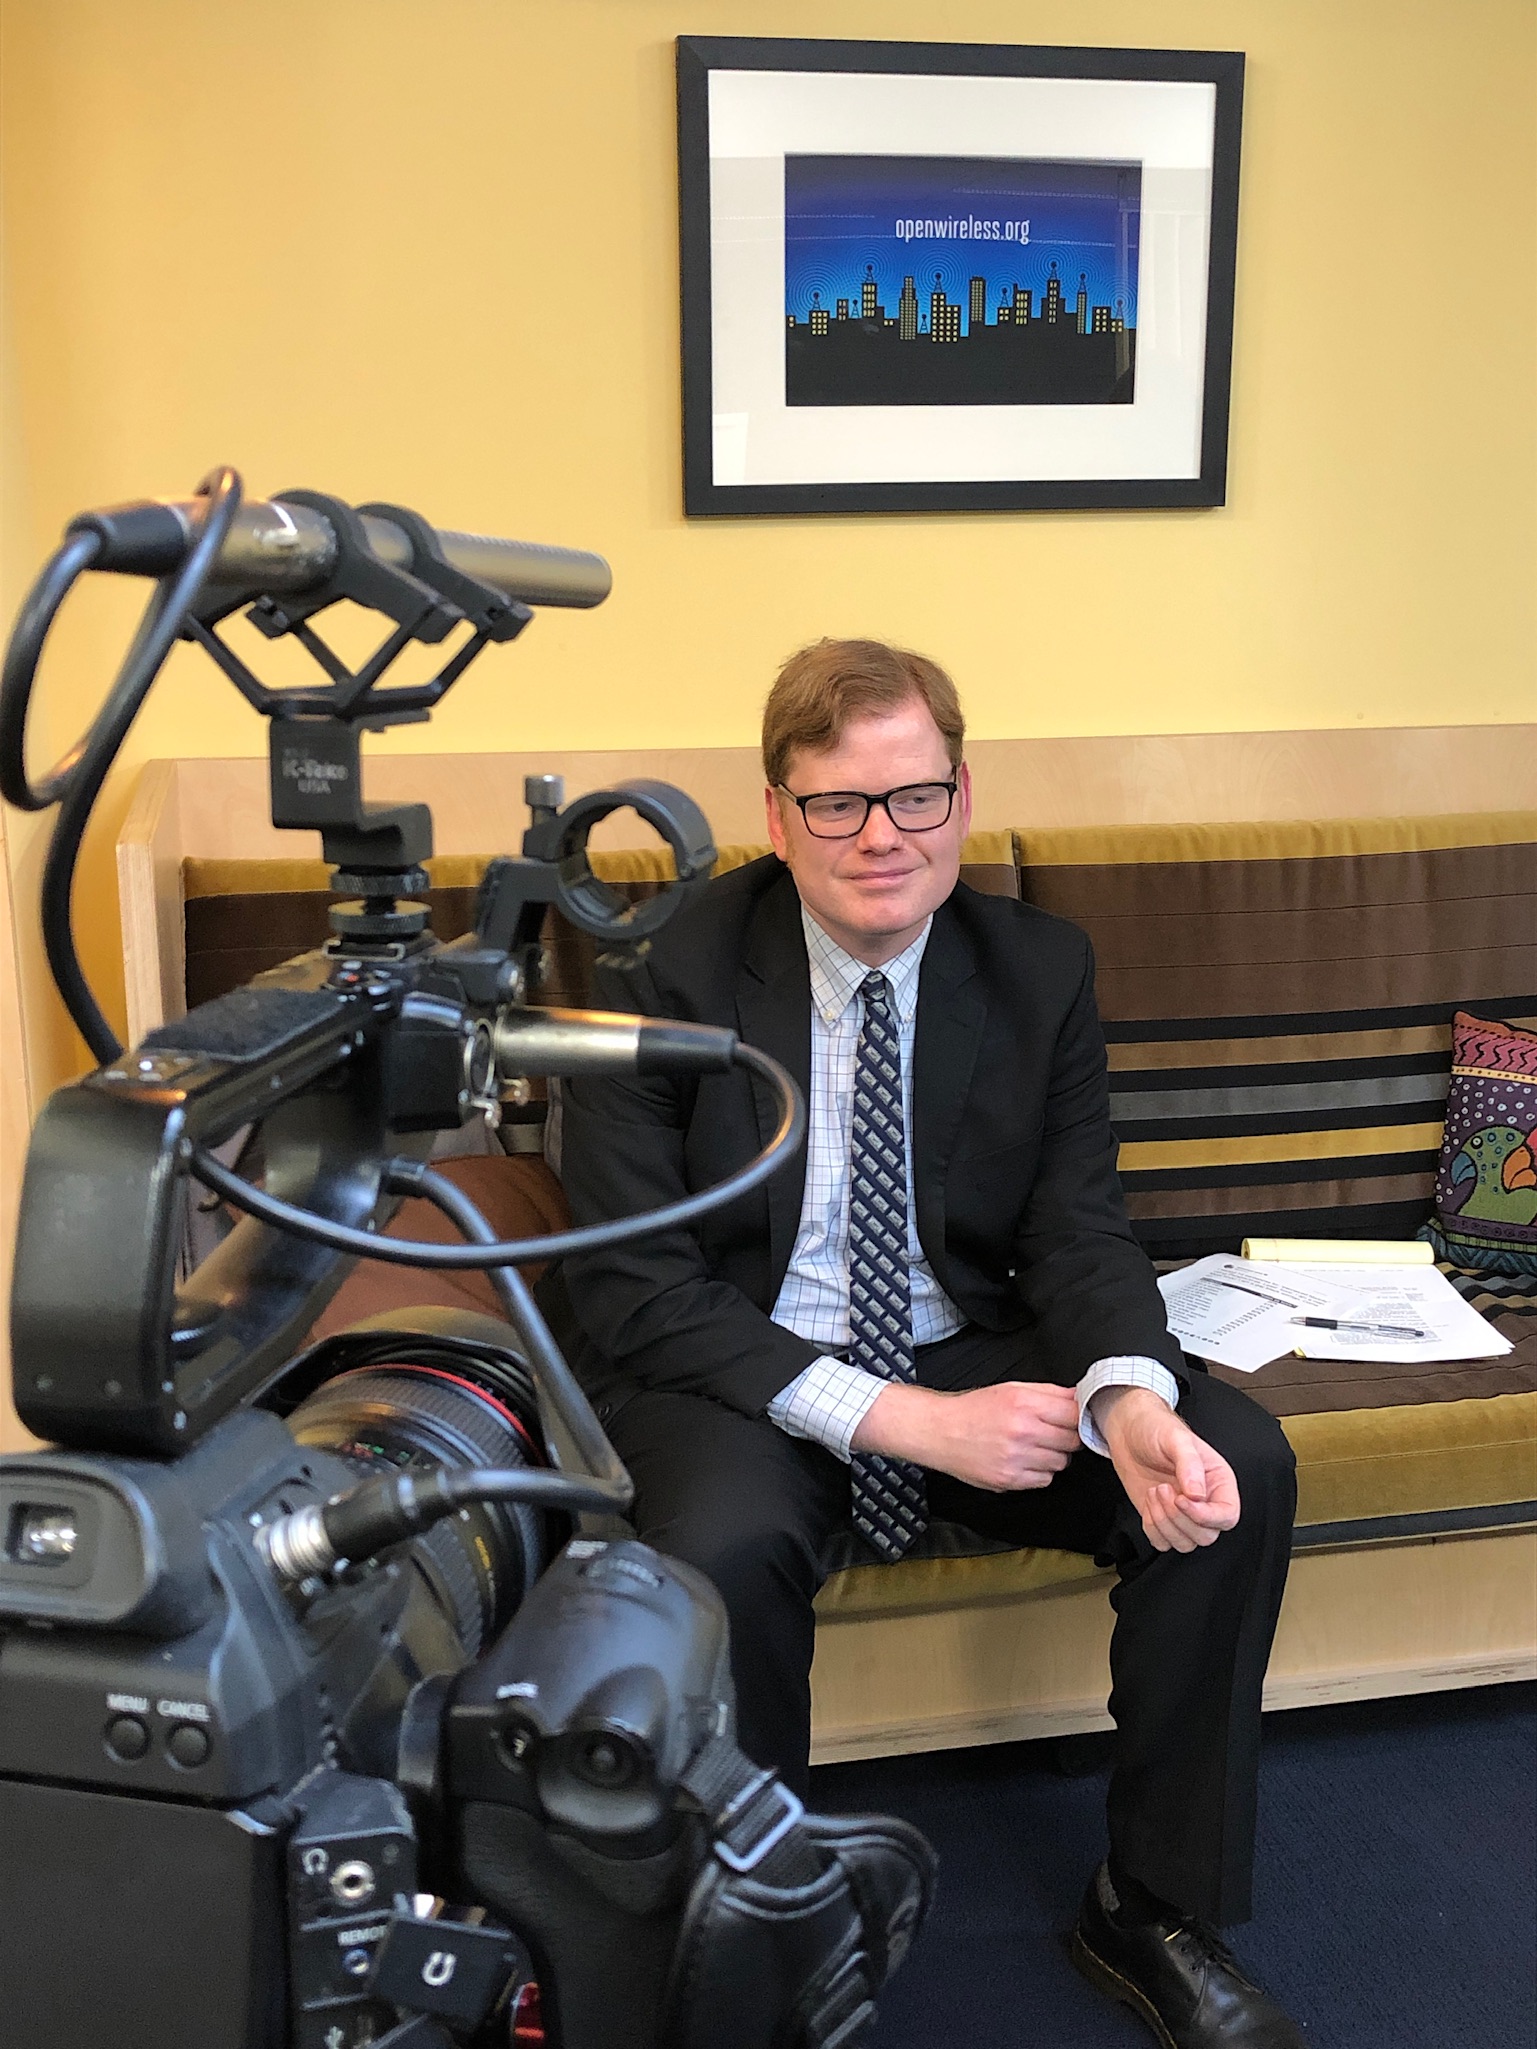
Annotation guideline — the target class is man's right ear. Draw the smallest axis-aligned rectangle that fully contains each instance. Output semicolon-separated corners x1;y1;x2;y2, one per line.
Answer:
764;783;791;863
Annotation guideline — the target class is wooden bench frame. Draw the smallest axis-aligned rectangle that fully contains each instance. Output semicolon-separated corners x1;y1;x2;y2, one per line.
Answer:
808;1527;1536;1762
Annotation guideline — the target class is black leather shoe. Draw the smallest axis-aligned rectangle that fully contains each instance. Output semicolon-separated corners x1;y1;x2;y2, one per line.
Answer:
1071;1864;1305;2048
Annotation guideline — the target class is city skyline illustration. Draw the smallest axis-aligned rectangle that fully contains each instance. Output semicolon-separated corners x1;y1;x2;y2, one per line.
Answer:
784;154;1142;338
788;259;1132;341
785;261;1138;407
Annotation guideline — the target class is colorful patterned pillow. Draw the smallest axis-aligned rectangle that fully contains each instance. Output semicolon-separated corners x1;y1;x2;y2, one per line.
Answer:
1423;1012;1537;1274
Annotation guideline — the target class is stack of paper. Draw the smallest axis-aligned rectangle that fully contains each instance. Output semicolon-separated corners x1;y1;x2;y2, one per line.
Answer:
1157;1250;1513;1374
1239;1236;1434;1266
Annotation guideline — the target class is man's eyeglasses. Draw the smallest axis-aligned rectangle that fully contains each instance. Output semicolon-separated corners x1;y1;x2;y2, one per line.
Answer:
777;781;959;840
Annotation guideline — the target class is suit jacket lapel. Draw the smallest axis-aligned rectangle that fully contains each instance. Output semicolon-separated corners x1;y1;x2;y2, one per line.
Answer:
913;899;985;1259
735;870;812;1291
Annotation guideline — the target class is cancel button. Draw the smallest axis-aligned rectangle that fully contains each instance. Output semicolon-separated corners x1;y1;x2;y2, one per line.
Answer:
165;1722;211;1769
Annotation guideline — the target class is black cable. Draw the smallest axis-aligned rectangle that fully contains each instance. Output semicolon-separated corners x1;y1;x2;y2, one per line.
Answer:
258;1317;632;1574
259;1450;631;1583
262;1161;640;1573
192;1037;805;1271
48;469;244;1060
382;1156;632;1509
0;529;103;809
0;468;243;1061
288;1461;624;1579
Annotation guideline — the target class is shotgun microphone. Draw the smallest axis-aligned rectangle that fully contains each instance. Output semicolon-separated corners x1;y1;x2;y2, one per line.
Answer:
64;494;612;610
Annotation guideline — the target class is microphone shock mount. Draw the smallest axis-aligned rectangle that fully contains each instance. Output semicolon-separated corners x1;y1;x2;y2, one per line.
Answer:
183;487;532;950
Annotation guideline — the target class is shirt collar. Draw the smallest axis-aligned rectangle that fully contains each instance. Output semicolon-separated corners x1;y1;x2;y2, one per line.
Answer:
801;907;932;1028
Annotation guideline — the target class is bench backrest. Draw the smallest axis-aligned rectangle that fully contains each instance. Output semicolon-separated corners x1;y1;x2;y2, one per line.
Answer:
1015;816;1536;1259
178;813;1536;1259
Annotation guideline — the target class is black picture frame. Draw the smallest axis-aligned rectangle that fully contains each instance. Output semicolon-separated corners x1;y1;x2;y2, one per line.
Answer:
677;36;1245;517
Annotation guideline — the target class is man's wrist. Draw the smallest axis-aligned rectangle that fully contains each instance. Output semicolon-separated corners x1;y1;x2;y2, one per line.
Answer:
1089;1383;1170;1450
850;1381;942;1462
1076;1357;1181;1456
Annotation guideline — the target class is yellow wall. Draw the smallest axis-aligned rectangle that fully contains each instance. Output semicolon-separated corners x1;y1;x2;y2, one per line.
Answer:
2;0;1535;1092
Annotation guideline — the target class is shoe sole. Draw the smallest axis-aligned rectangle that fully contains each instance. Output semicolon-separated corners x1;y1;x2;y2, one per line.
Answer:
1070;1928;1179;2049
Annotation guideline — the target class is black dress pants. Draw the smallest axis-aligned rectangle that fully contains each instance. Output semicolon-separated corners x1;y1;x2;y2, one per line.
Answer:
604;1327;1296;1927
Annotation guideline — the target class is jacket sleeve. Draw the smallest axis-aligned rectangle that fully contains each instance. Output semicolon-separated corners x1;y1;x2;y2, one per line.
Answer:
1012;938;1188;1388
554;953;821;1417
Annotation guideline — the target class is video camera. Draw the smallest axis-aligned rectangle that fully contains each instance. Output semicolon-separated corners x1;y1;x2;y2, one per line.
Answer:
0;471;933;2049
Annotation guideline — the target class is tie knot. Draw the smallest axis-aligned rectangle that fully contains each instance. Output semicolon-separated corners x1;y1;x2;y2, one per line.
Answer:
861;971;891;1007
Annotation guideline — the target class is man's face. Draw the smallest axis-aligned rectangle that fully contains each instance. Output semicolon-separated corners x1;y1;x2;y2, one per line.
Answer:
764;697;972;965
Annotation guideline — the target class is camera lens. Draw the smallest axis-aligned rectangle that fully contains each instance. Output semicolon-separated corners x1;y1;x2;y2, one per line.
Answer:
285;1340;546;1658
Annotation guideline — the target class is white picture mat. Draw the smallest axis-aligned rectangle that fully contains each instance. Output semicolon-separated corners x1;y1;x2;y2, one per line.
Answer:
706;68;1219;488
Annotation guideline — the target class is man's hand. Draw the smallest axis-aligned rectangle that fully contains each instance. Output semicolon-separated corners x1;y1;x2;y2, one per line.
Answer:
851;1380;1082;1492
1092;1385;1241;1552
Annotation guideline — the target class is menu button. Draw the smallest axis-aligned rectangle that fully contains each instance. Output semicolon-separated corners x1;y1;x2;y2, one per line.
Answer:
105;1716;150;1762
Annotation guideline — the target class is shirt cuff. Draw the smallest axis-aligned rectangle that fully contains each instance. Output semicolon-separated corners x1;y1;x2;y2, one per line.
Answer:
766;1356;891;1463
1075;1357;1181;1456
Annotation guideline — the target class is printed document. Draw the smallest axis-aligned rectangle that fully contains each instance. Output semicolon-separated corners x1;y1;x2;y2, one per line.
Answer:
1277;1262;1512;1364
1157;1254;1512;1371
1157;1257;1337;1372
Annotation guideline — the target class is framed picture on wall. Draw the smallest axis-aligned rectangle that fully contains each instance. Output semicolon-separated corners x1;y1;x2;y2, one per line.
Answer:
677;36;1244;516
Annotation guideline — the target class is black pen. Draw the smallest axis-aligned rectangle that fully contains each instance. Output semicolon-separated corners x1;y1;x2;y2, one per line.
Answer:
1290;1315;1428;1340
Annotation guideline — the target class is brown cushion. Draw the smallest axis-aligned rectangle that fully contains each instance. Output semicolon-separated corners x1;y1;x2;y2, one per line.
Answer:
309;1155;570;1341
180;836;1020;1010
243;814;1536;1627
1012;813;1537;1263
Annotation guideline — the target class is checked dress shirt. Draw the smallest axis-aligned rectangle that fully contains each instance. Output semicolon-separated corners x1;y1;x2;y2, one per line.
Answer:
766;908;1179;1468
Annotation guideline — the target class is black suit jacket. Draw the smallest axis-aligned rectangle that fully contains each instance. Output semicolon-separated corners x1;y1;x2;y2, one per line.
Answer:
551;855;1185;1419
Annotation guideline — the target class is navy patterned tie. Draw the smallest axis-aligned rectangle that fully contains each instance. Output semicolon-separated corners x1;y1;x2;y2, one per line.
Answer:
847;971;929;1561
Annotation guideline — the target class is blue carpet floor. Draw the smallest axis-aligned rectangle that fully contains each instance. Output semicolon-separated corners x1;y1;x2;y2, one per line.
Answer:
810;1682;1537;2049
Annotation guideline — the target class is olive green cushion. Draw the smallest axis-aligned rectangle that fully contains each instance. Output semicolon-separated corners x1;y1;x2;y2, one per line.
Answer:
815;1390;1537;1620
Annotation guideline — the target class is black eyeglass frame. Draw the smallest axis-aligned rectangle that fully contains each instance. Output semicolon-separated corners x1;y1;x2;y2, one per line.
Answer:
775;780;960;839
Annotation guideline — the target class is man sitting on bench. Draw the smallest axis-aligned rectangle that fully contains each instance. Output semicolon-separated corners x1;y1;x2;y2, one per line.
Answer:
548;637;1303;2049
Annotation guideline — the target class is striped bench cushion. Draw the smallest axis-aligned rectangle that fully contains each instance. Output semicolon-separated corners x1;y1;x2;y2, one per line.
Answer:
179;834;1019;1011
1014;815;1537;1263
183;816;1533;1272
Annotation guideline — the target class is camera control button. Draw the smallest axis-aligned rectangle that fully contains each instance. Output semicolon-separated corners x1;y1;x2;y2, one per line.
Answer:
105;1715;150;1761
166;1721;212;1768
